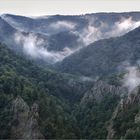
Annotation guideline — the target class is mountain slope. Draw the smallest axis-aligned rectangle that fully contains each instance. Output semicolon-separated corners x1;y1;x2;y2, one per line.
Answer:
1;12;140;64
2;12;140;139
0;42;130;139
0;43;91;139
0;17;19;50
2;12;140;36
56;26;140;77
107;87;140;139
1;41;140;139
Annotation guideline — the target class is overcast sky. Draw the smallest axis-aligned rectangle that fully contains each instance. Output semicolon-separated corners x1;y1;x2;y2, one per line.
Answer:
0;0;140;16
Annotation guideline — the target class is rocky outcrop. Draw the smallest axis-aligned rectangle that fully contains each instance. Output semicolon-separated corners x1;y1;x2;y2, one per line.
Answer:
107;101;122;139
11;96;44;139
135;111;140;124
107;87;140;139
81;80;127;104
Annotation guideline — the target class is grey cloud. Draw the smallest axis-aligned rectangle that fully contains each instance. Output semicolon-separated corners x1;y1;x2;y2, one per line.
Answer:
80;17;140;45
14;32;76;63
122;64;140;93
49;21;76;30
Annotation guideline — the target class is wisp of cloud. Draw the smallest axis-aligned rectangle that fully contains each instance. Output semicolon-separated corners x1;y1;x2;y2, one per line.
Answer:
81;17;140;45
14;32;75;63
123;65;140;93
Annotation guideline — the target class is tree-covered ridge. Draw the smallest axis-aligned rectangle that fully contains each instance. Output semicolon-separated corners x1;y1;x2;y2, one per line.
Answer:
0;43;90;102
1;42;140;139
0;43;83;139
1;12;140;138
0;43;128;139
57;26;140;77
107;89;140;139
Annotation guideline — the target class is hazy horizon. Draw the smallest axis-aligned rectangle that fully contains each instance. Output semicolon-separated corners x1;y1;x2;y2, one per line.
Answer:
0;0;140;16
1;11;140;18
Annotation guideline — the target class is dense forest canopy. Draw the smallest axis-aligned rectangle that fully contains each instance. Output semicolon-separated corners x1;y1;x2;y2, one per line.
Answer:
1;12;140;139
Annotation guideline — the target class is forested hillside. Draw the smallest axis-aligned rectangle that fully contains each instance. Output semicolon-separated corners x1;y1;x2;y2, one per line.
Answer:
57;26;140;77
1;12;140;139
0;42;133;139
0;43;89;139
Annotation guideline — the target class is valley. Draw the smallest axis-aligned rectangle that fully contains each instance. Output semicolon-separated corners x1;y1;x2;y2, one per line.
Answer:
0;12;140;139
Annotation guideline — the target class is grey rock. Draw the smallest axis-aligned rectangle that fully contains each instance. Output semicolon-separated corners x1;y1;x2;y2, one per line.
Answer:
11;96;44;139
81;80;127;104
107;87;140;139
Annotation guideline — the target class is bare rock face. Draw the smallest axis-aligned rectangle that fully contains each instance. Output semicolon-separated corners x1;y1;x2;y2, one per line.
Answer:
81;80;127;104
107;101;122;139
11;96;44;139
135;111;140;124
107;87;140;139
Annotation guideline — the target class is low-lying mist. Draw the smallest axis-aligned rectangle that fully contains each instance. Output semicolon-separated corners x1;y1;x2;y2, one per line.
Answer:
122;62;140;93
14;32;75;63
81;17;140;45
4;14;140;64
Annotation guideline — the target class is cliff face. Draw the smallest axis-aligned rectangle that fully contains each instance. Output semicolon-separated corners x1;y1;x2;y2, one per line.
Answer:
107;87;140;139
11;96;44;139
81;80;127;104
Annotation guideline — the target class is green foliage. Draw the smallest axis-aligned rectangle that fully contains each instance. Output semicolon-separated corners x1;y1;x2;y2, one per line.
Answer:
0;43;134;139
0;43;81;139
57;27;140;77
75;94;120;139
112;103;140;139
